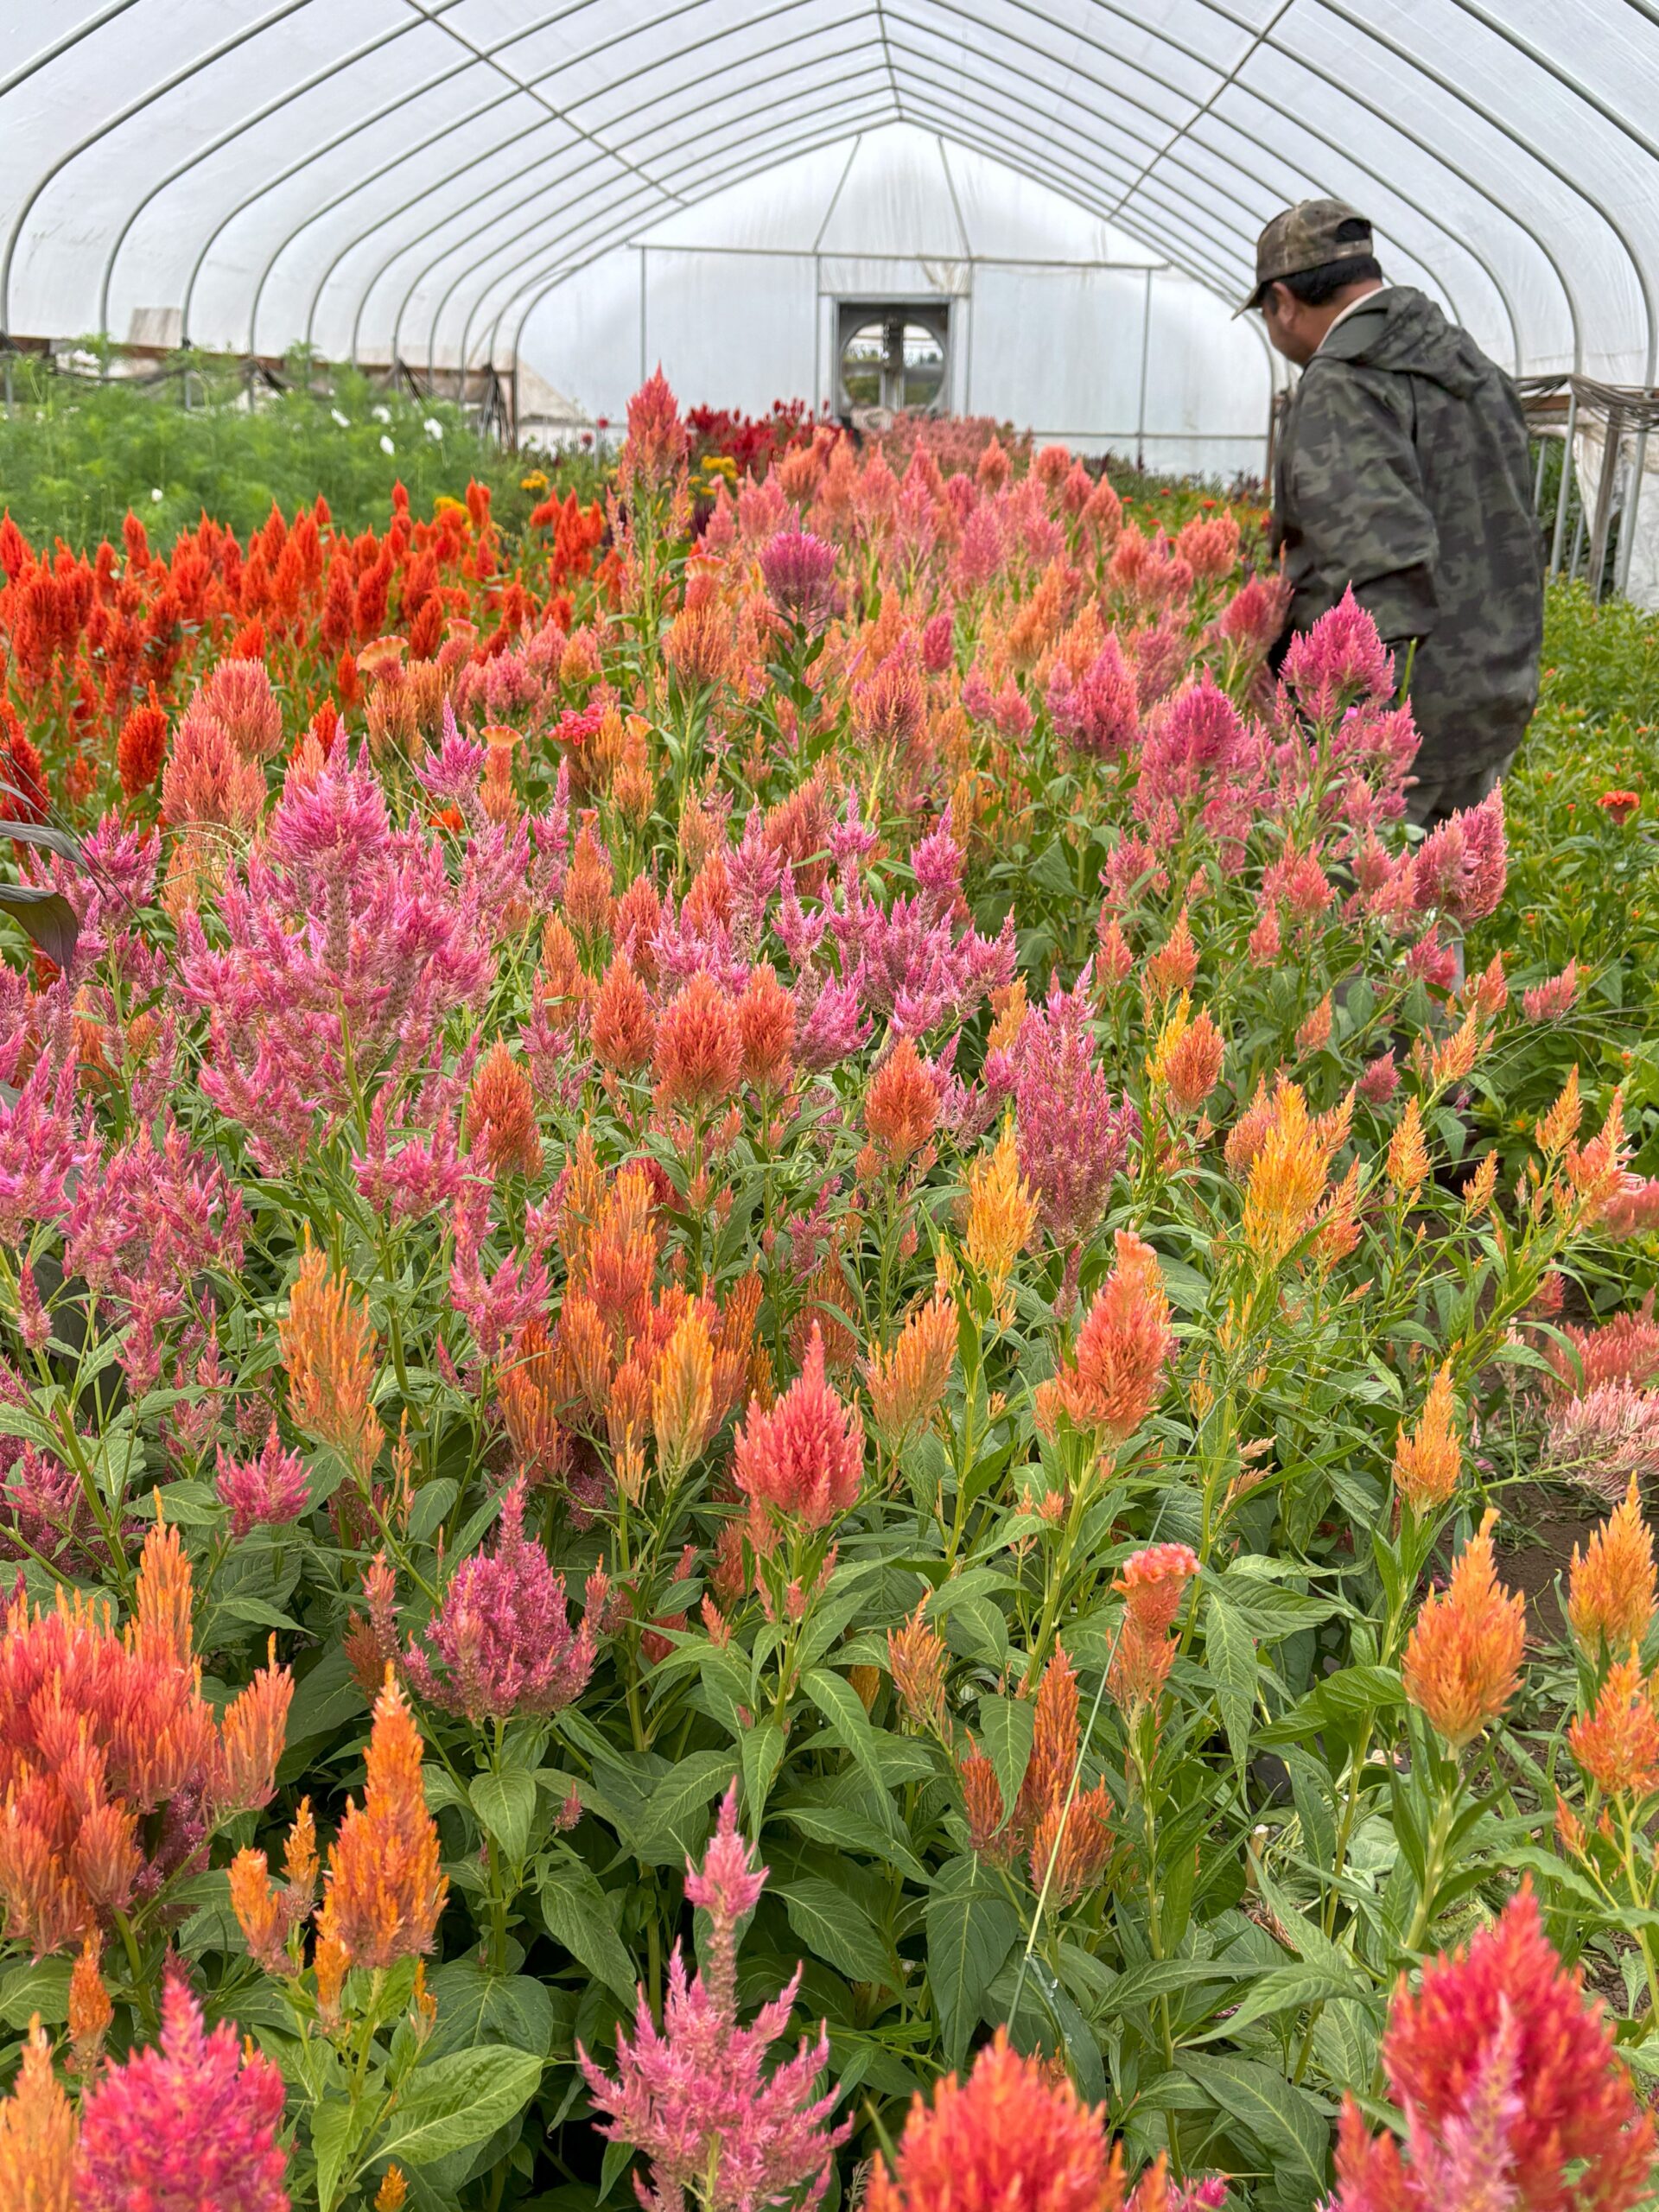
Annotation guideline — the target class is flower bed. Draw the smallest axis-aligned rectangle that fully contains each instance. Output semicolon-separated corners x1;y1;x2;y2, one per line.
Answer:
0;381;1655;2211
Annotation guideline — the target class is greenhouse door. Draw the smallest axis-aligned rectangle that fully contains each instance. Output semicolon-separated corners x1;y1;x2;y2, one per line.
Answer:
836;302;950;422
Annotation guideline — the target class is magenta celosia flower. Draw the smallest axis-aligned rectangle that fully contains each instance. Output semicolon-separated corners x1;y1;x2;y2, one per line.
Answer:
215;1425;309;1540
1281;588;1395;721
760;531;839;626
75;1970;289;2212
403;1480;607;1724
831;817;1014;1037
1215;570;1291;652
921;608;955;672
1605;1175;1659;1241
1046;635;1141;760
1411;786;1508;924
1013;972;1138;1250
581;1784;849;2212
0;1051;88;1247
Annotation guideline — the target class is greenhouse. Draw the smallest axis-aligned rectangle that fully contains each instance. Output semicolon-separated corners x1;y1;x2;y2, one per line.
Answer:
4;6;1659;2211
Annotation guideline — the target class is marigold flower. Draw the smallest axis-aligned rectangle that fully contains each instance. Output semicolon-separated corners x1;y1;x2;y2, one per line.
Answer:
1402;1510;1525;1750
888;1601;949;1735
403;1484;605;1724
653;972;741;1112
1567;1651;1659;1800
864;2027;1118;2212
1053;1230;1173;1449
1329;1883;1656;2212
581;1784;848;2211
735;1325;864;1531
1393;1362;1462;1514
466;1041;542;1178
279;1240;384;1479
863;1038;941;1169
865;1287;957;1452
652;1307;716;1474
316;1673;448;1968
0;2017;76;2211
963;1120;1038;1313
76;1971;289;2212
1387;1096;1430;1202
1567;1476;1656;1656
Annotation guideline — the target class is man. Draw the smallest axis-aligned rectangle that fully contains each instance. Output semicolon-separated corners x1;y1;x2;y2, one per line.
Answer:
1244;199;1543;830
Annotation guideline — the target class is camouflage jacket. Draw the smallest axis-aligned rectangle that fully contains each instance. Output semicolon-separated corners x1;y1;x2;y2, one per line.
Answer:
1271;286;1543;776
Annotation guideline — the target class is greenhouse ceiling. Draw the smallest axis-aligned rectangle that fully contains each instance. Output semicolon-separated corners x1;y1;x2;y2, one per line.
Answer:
3;0;1659;389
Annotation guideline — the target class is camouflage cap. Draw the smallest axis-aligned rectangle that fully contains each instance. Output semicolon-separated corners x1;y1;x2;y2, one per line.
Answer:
1236;199;1373;315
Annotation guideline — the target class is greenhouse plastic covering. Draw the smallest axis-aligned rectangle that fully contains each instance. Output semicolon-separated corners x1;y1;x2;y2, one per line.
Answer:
5;0;1659;477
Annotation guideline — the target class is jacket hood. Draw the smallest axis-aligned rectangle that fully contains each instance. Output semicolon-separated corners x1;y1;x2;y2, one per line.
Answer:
1314;285;1486;399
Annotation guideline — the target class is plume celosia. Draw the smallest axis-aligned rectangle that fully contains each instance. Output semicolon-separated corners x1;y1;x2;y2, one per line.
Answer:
1402;1510;1525;1751
278;1239;384;1478
1567;1652;1659;1801
1541;1382;1659;1505
315;1672;448;1969
214;1424;309;1539
865;1286;957;1452
1110;1543;1199;1712
1393;1363;1462;1513
403;1483;607;1723
1567;1476;1656;1656
963;1119;1039;1315
1052;1230;1173;1449
581;1784;849;2212
0;2016;76;2210
1328;1884;1654;2212
1010;973;1137;1251
888;1601;950;1736
735;1326;864;1534
74;1971;289;2212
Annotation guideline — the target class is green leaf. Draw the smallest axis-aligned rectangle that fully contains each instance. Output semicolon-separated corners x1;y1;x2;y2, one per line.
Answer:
777;1800;930;1885
312;2096;372;2212
369;2045;543;2171
926;1855;1020;2071
1106;1957;1268;2012
1188;1961;1367;2041
776;1877;892;1985
0;1956;71;2030
472;1769;538;1864
537;1855;639;2006
1177;2052;1329;2199
426;1961;555;2058
739;1719;787;1831
627;1751;737;1867
1204;1588;1259;1777
801;1666;893;1814
976;1693;1035;1819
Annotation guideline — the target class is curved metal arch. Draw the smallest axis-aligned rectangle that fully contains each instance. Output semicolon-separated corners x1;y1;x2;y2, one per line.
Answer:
372;13;884;368
503;112;1281;436
410;43;895;378
0;0;318;338
0;2;141;103
97;4;449;340
944;0;1576;370
313;0;849;359
1313;0;1654;379
467;22;1451;382
448;0;1432;385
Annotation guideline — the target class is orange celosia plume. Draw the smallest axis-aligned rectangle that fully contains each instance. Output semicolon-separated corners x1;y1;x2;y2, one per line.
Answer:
315;1673;448;1972
279;1239;385;1478
1402;1510;1525;1750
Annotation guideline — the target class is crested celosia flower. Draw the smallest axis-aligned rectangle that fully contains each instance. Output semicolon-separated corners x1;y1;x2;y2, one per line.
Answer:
866;2026;1126;2212
1052;1230;1173;1449
75;1970;289;2212
1541;1382;1659;1505
466;1040;543;1177
735;1326;864;1532
865;1286;957;1452
759;530;839;626
581;1784;849;2212
215;1424;309;1539
653;972;741;1112
316;1674;447;1969
888;1601;949;1736
278;1240;383;1479
862;1037;941;1169
1567;1476;1656;1656
403;1483;607;1724
1567;1652;1659;1800
0;2017;76;2209
1393;1363;1462;1513
1402;1510;1524;1751
0;1519;289;1955
1330;1884;1654;2212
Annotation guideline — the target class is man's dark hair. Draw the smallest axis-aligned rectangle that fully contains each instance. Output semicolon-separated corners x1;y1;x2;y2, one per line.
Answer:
1272;217;1382;309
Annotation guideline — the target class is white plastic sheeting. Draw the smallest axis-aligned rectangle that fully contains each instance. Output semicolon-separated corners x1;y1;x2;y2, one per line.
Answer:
5;0;1659;469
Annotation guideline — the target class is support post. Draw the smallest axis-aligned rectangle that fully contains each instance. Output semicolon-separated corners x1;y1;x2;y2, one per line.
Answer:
1617;424;1649;599
1136;268;1153;468
1549;385;1579;575
639;247;647;387
1589;403;1627;601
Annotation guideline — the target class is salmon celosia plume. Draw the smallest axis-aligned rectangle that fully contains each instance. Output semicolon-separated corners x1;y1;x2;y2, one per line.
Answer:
315;1672;448;1971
